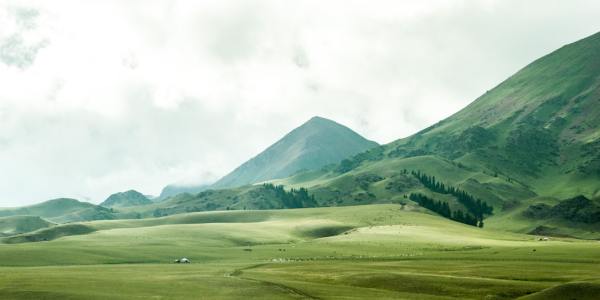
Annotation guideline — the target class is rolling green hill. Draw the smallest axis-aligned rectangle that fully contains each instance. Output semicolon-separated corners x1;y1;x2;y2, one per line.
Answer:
119;183;317;218
211;116;378;189
0;215;54;237
100;190;151;208
0;198;117;224
1;204;599;299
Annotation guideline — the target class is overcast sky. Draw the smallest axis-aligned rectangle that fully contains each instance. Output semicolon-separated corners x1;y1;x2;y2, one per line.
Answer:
1;0;599;206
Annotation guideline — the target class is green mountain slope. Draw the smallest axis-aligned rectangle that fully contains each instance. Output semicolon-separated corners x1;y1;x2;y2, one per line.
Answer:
385;31;600;198
100;190;151;208
270;32;600;235
211;116;378;189
0;198;116;224
274;155;531;219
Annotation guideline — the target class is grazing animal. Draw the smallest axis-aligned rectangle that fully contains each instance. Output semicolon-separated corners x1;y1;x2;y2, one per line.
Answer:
174;258;191;264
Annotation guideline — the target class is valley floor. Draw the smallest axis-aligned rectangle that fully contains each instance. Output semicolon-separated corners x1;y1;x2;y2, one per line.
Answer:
1;204;599;299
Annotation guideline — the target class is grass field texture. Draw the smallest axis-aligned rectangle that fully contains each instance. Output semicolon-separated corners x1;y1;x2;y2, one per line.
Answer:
1;204;599;299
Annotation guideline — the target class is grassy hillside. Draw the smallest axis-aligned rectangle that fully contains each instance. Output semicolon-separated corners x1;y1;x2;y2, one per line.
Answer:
267;32;600;236
383;31;600;199
212;116;378;189
0;198;140;224
0;204;599;299
0;198;118;223
0;216;53;237
118;184;317;218
276;155;533;208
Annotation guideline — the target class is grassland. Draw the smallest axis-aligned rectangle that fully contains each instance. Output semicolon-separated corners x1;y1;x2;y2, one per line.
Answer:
1;204;599;299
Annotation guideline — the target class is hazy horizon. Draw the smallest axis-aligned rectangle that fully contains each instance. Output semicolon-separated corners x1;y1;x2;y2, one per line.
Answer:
2;0;600;206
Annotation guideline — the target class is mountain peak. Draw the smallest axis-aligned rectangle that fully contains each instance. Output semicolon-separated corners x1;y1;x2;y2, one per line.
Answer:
100;190;151;208
299;116;343;130
306;115;332;123
212;117;378;189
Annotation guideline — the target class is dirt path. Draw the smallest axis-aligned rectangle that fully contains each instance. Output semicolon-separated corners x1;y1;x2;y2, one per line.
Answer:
228;264;320;300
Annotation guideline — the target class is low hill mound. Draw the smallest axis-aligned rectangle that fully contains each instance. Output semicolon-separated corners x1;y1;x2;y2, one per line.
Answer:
0;198;116;223
100;190;151;208
0;216;54;237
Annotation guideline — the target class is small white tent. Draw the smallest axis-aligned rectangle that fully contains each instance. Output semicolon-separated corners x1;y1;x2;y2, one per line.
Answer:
174;258;191;263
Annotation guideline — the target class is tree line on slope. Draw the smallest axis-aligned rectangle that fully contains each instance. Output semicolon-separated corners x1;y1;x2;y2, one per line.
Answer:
406;169;493;221
262;183;317;209
408;193;482;227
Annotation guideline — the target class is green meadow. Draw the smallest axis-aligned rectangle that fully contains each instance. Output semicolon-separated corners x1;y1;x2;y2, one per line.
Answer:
1;204;599;299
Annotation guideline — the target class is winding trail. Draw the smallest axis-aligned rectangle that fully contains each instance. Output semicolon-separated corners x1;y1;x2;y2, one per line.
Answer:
228;264;320;300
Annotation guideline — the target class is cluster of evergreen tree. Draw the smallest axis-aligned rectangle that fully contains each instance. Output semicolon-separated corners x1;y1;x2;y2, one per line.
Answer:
408;193;451;218
409;193;481;227
409;170;493;220
262;183;317;208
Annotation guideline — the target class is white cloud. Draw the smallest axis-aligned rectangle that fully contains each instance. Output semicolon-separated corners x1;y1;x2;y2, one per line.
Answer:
1;0;600;205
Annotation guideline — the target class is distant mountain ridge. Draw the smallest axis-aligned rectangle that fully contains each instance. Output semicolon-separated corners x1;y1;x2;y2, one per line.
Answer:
157;184;209;201
211;116;378;189
0;198;115;223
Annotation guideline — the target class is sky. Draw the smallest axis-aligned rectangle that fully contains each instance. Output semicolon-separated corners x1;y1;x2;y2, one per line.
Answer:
1;0;600;206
